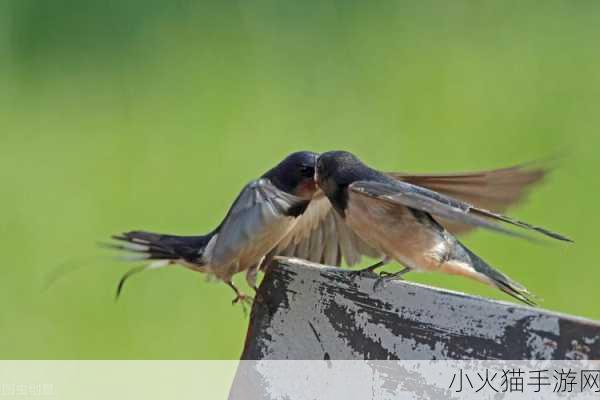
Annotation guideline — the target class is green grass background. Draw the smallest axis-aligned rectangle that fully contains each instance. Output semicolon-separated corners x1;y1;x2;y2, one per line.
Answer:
1;0;599;359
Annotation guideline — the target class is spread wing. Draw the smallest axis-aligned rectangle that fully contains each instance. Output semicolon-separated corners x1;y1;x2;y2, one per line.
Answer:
349;180;572;242
210;179;303;266
268;190;382;267
387;163;546;234
267;163;564;267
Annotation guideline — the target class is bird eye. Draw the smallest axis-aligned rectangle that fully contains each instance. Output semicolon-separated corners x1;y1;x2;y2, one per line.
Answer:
299;165;314;177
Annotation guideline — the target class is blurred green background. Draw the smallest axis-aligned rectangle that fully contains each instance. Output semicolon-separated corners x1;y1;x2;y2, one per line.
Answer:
1;0;599;359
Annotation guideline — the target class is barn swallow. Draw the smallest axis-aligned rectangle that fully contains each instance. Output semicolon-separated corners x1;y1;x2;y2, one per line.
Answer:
265;155;556;272
108;149;563;306
313;150;572;305
109;151;320;305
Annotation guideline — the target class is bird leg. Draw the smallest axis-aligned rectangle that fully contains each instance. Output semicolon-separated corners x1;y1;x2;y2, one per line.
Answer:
350;258;389;277
373;266;412;291
226;281;254;314
245;265;259;293
379;266;411;279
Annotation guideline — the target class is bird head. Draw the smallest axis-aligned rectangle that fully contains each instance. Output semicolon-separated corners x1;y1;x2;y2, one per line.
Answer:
263;151;319;199
315;150;366;198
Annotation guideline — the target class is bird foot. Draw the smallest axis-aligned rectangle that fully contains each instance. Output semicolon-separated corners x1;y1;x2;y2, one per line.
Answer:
373;269;409;291
348;268;378;279
232;292;254;315
349;260;387;279
378;271;406;280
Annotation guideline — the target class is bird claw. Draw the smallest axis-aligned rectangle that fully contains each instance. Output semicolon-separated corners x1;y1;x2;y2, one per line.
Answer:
373;271;406;291
348;269;376;279
232;292;254;315
373;277;387;292
378;271;406;280
349;260;387;279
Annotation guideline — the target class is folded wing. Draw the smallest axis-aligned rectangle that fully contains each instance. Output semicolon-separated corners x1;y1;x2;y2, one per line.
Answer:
349;180;572;242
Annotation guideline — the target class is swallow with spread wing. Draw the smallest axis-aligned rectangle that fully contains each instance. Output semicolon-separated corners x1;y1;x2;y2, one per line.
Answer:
109;150;389;306
109;151;320;305
313;151;572;306
108;149;568;307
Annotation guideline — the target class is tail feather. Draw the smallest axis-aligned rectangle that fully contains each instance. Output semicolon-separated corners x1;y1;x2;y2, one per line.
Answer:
110;230;210;264
453;241;536;306
114;261;170;300
107;230;212;299
493;278;537;307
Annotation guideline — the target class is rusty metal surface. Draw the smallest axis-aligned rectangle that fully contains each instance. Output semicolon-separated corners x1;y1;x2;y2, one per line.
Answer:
241;258;600;360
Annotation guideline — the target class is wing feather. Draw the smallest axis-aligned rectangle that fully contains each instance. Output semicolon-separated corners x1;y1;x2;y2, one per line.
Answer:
387;163;547;234
209;179;302;267
269;191;381;266
349;180;572;242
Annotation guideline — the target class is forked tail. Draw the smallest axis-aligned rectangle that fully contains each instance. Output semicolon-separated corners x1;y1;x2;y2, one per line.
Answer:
109;230;211;264
465;245;536;306
105;230;212;298
450;240;537;306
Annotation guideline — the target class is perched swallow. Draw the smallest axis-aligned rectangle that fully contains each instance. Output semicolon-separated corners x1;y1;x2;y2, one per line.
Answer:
313;150;572;305
108;149;563;306
264;157;555;271
109;151;320;305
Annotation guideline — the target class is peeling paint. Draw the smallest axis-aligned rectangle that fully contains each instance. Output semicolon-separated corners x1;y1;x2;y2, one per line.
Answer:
242;258;600;360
